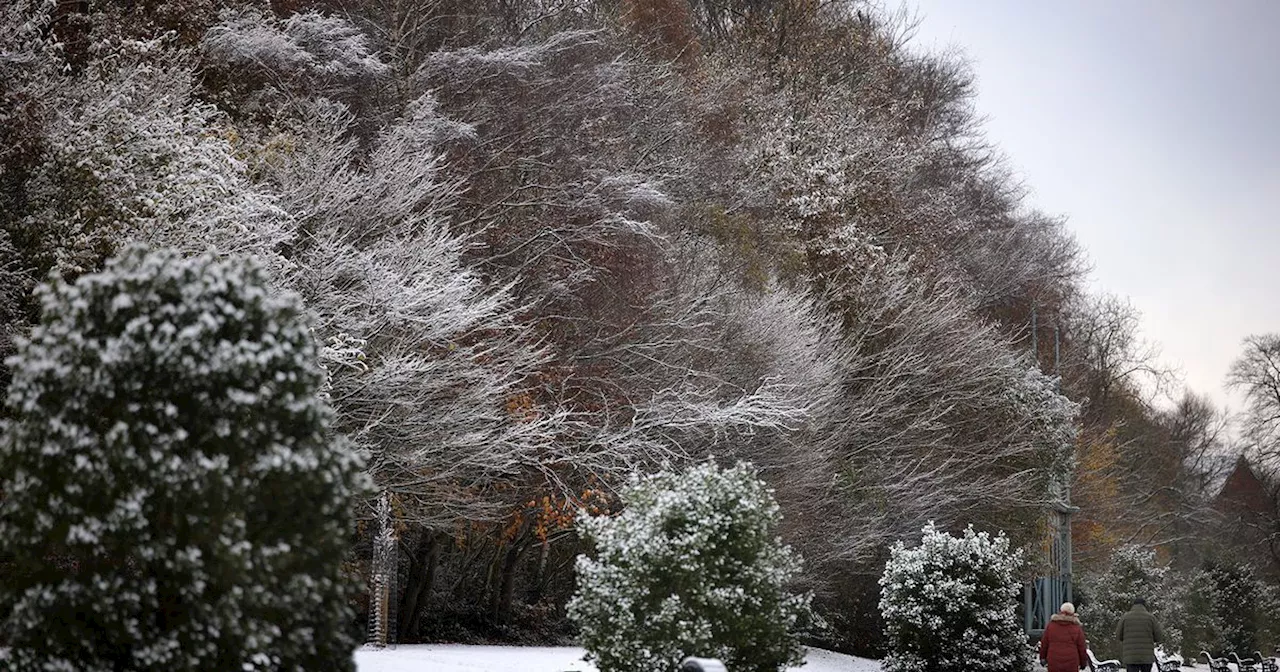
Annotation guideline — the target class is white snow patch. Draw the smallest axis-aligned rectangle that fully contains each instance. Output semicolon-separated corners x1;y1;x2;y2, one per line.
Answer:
353;644;883;672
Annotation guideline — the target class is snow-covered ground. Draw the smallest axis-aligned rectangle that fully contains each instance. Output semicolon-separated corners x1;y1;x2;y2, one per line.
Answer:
354;644;884;672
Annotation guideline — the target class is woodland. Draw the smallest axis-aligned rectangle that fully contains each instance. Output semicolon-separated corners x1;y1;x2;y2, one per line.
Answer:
3;0;1279;656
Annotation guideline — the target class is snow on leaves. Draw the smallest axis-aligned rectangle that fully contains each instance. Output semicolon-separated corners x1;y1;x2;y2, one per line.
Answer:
0;247;365;672
879;522;1030;672
568;462;810;672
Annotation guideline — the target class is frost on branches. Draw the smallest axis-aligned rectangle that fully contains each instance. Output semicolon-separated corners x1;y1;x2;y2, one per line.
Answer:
0;246;365;672
879;522;1031;672
567;462;810;672
263;99;554;530
201;8;389;113
17;35;289;276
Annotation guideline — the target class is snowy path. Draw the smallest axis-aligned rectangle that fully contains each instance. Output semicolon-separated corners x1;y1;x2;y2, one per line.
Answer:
354;644;885;672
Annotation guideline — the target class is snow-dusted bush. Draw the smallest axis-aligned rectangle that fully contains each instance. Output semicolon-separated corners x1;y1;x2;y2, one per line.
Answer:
0;246;365;671
1202;560;1266;656
567;462;810;672
1078;545;1182;659
1171;561;1280;659
879;522;1030;672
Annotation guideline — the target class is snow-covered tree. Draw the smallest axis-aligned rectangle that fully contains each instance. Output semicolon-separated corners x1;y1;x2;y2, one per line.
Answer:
264;98;555;528
780;257;1080;572
6;30;289;278
0;246;365;672
1165;561;1280;658
201;7;389;116
0;0;59;195
0;230;33;391
1201;560;1266;657
399;26;832;625
679;5;1083;583
1078;545;1182;660
1;4;293;415
568;461;810;672
1;0;67;368
256;95;573;631
879;522;1030;672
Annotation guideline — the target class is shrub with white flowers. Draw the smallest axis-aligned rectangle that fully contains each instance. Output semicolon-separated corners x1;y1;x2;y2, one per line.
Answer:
567;462;811;672
0;246;366;672
879;522;1031;672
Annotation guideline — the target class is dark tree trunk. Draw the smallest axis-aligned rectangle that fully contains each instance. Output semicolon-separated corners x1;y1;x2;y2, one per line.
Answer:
397;532;441;642
492;541;525;623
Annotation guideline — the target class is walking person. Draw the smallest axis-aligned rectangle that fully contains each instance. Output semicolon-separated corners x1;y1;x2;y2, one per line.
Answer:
1039;602;1091;672
1115;597;1164;672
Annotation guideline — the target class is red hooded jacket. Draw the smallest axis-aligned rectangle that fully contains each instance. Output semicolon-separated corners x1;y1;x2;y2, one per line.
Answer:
1039;613;1089;672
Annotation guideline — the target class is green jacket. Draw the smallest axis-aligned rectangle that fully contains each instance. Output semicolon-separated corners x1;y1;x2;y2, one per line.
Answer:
1115;604;1163;664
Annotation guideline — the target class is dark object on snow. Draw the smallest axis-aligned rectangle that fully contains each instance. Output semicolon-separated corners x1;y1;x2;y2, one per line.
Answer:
1254;651;1278;672
680;657;728;672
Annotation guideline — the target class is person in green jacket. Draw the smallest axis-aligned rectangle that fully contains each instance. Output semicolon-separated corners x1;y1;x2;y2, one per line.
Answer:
1115;597;1164;672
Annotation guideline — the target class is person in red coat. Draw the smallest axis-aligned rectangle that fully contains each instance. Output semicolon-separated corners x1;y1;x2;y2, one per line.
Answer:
1039;602;1092;672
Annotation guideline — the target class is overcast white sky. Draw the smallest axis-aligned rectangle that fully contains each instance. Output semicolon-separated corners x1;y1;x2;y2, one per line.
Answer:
891;0;1280;414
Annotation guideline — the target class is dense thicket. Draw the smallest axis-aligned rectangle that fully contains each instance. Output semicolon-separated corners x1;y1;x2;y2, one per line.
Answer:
0;0;1255;655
